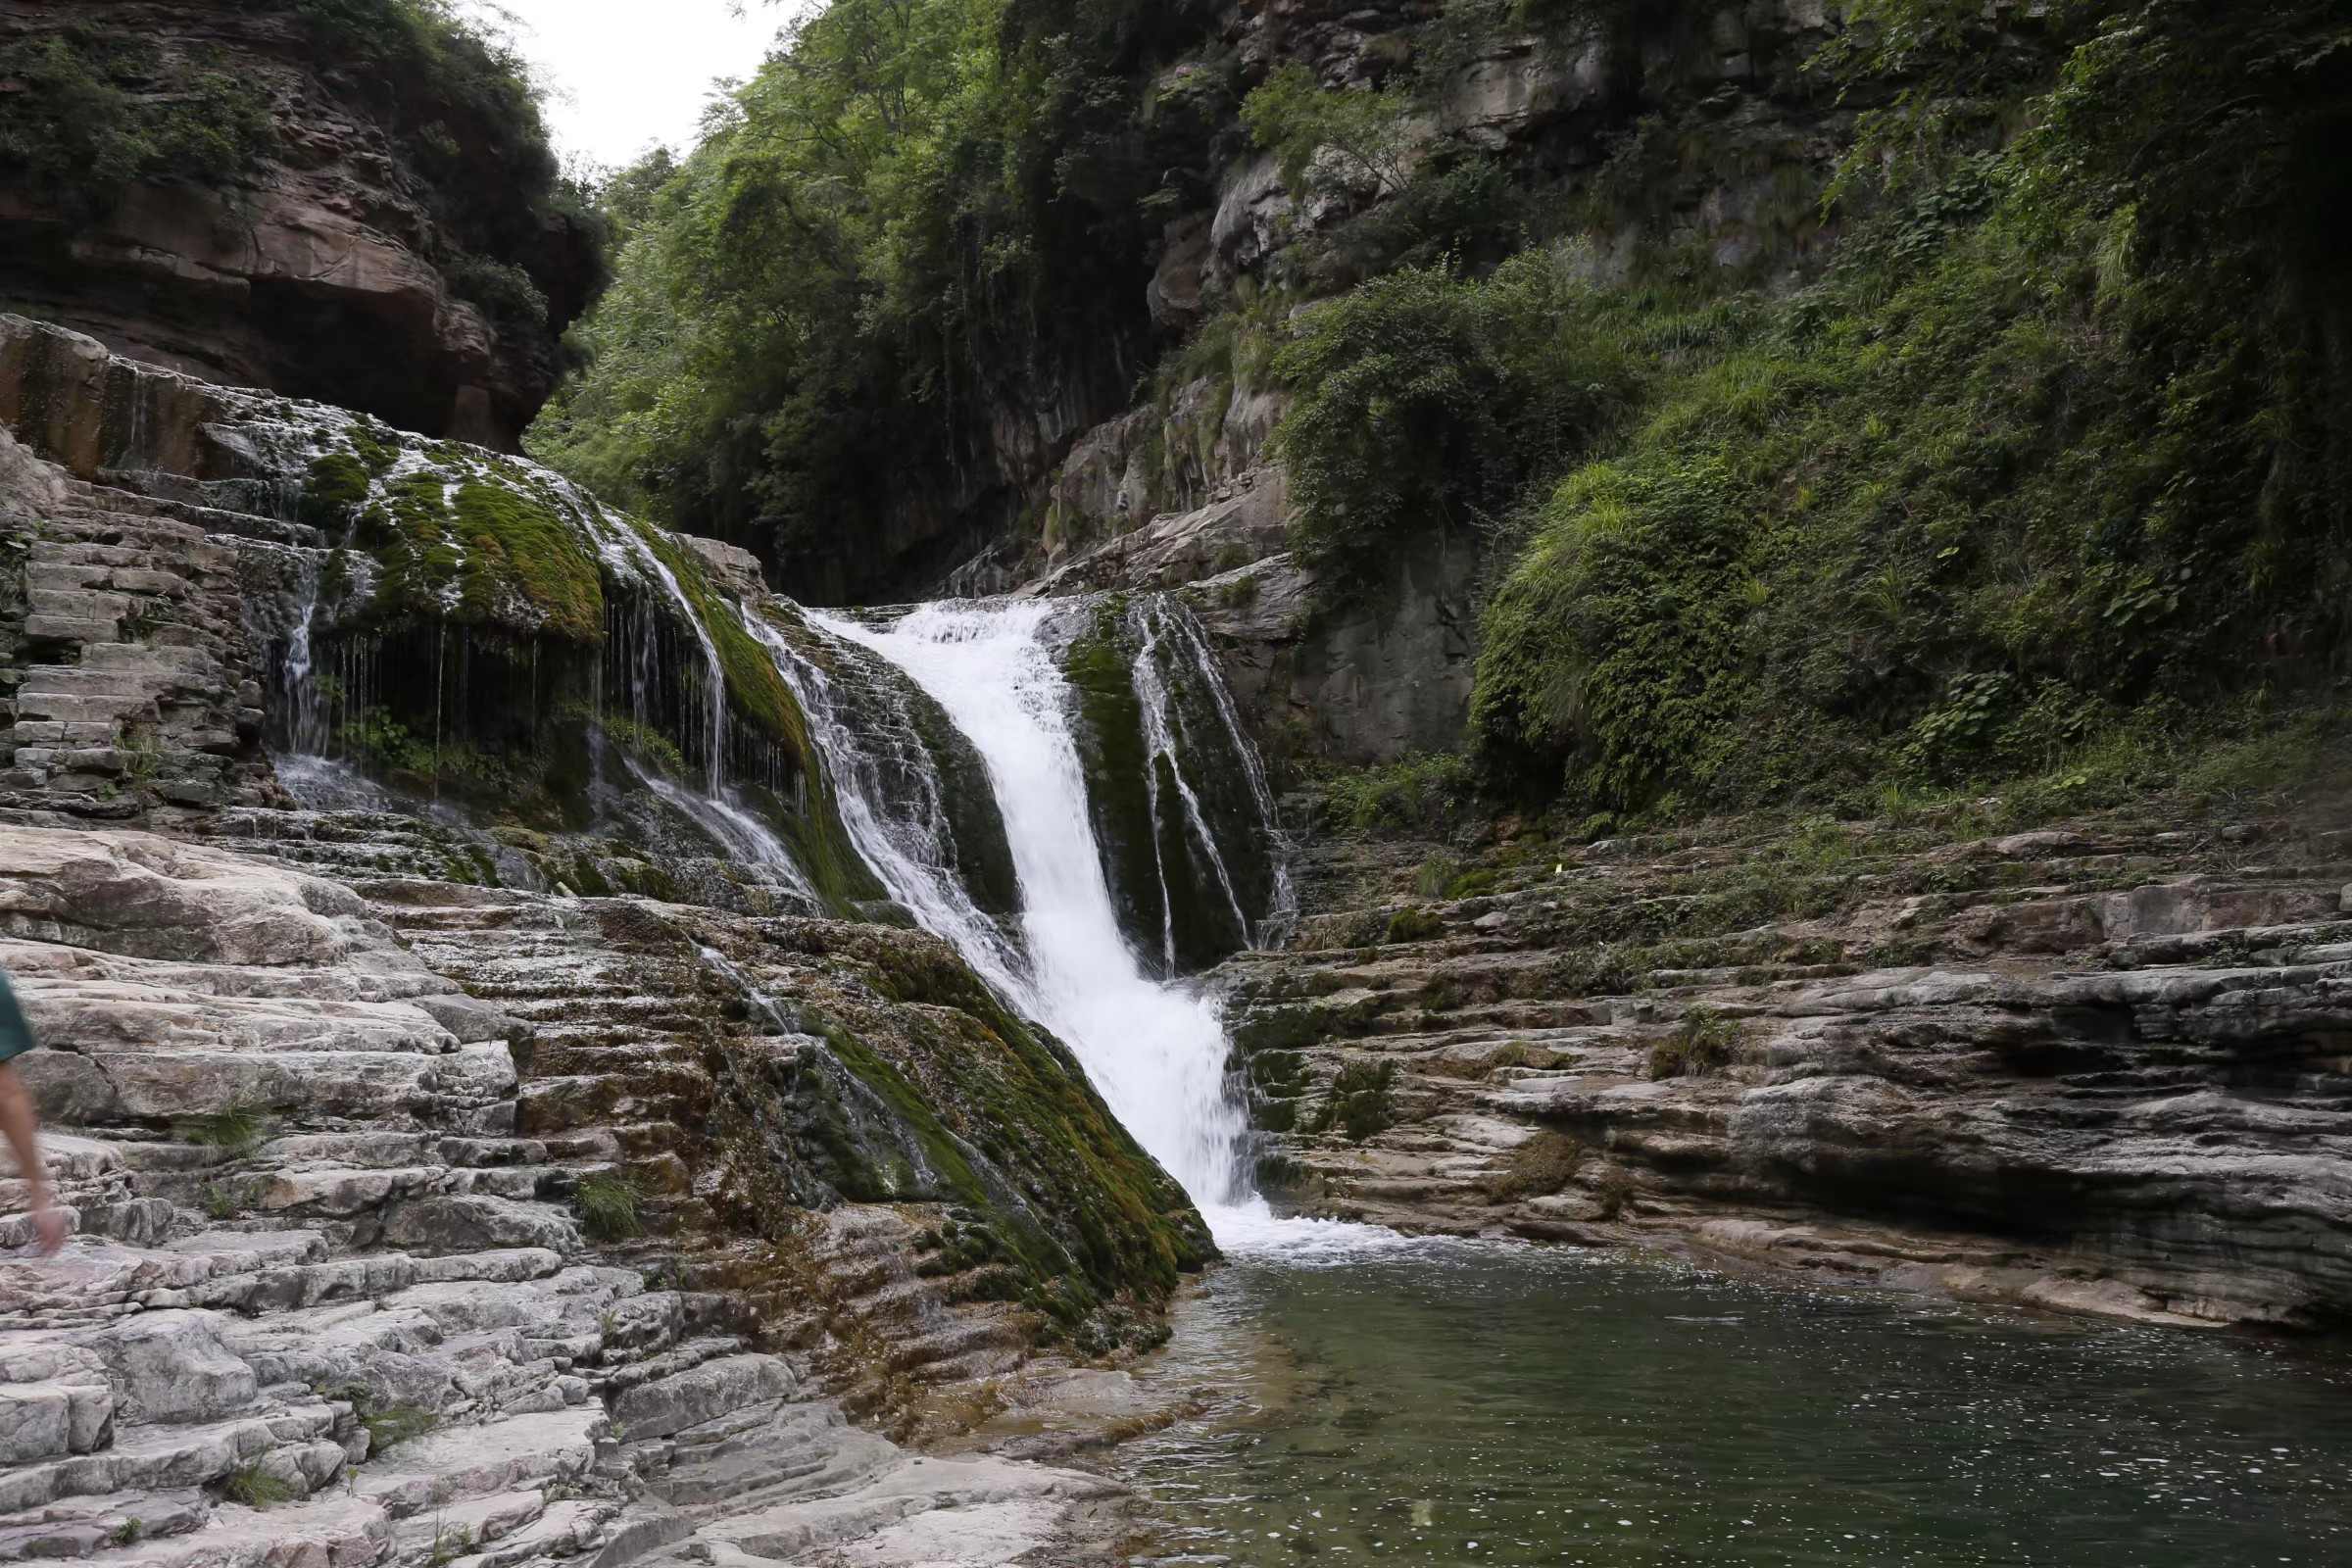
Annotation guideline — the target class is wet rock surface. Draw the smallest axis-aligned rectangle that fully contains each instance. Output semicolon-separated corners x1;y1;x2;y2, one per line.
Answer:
0;307;1197;1568
1224;808;2352;1329
0;823;1158;1566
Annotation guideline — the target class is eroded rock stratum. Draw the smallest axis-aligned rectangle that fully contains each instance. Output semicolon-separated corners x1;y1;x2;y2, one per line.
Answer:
1227;809;2352;1331
0;318;1204;1566
0;0;600;450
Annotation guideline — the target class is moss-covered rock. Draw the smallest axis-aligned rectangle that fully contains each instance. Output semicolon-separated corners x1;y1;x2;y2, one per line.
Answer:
687;914;1212;1329
1060;595;1283;974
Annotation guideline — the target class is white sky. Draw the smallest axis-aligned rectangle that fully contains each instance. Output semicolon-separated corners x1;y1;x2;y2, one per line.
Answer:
484;1;802;171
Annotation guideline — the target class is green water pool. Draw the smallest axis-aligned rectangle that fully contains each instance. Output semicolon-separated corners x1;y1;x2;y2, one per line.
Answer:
1114;1240;2352;1566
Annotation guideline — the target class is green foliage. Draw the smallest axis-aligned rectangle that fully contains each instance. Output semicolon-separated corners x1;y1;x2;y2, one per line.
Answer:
221;1466;298;1510
0;32;276;214
530;0;1186;573
1471;0;2352;812
291;0;552;205
200;1178;269;1219
1384;906;1445;945
573;1170;645;1241
361;1404;437;1453
1243;62;1413;195
444;255;550;330
1484;1128;1586;1201
345;708;434;778
107;1520;142;1548
1413;854;1461;898
1273;252;1644;598
1648;1008;1739;1080
184;1102;272;1160
1319;752;1475;839
290;0;601;325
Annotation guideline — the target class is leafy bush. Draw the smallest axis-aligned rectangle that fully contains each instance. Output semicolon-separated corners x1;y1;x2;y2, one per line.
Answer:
444;255;549;330
362;1404;437;1453
530;0;1185;578
1272;252;1645;599
292;0;597;324
1319;752;1475;839
0;32;276;213
1648;1008;1740;1080
1384;906;1445;944
1462;0;2352;814
221;1466;298;1510
1243;62;1414;196
184;1102;273;1160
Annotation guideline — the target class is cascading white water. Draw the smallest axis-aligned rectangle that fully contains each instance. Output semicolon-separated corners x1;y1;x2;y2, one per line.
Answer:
793;599;1373;1251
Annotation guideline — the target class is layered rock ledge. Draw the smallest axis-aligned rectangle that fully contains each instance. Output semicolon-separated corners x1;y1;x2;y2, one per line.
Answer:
0;825;1145;1567
1227;808;2352;1329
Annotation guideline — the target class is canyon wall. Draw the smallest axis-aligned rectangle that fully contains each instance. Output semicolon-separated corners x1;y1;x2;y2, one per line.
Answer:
0;0;602;451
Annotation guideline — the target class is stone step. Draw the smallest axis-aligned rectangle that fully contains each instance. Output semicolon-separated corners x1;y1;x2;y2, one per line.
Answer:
0;1489;205;1564
0;1405;339;1514
0;1378;115;1465
74;1493;385;1568
610;1355;796;1442
470;1495;653;1568
352;1405;605;1519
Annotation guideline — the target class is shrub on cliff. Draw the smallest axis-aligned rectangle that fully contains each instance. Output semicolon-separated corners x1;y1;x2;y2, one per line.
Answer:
1469;0;2352;811
291;0;603;325
1271;253;1656;602
0;31;277;213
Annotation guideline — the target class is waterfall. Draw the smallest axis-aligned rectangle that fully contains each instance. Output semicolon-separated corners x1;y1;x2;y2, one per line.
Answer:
804;602;1250;1213
772;597;1353;1249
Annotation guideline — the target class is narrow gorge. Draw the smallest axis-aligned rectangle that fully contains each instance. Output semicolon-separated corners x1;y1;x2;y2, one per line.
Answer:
4;0;2352;1564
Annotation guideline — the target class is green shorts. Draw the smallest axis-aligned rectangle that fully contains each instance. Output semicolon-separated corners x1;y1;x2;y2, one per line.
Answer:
0;969;33;1064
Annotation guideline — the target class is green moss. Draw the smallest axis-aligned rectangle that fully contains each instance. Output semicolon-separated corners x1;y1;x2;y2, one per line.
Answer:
350;424;401;475
1062;604;1165;956
1385;906;1445;944
452;481;603;642
1059;601;1265;971
754;922;1213;1309
302;453;370;525
626;521;807;760
1309;1059;1398;1143
351;466;604;644
901;683;1020;918
1271;251;1647;605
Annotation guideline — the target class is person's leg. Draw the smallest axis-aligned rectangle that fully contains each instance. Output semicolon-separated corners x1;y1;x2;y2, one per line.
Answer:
0;1063;66;1255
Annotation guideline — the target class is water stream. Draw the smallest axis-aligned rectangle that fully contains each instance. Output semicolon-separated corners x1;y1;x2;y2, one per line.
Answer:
799;601;1263;1225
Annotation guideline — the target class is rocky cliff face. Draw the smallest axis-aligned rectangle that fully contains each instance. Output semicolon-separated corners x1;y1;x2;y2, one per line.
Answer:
0;1;600;451
1223;802;2352;1330
937;0;1856;766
